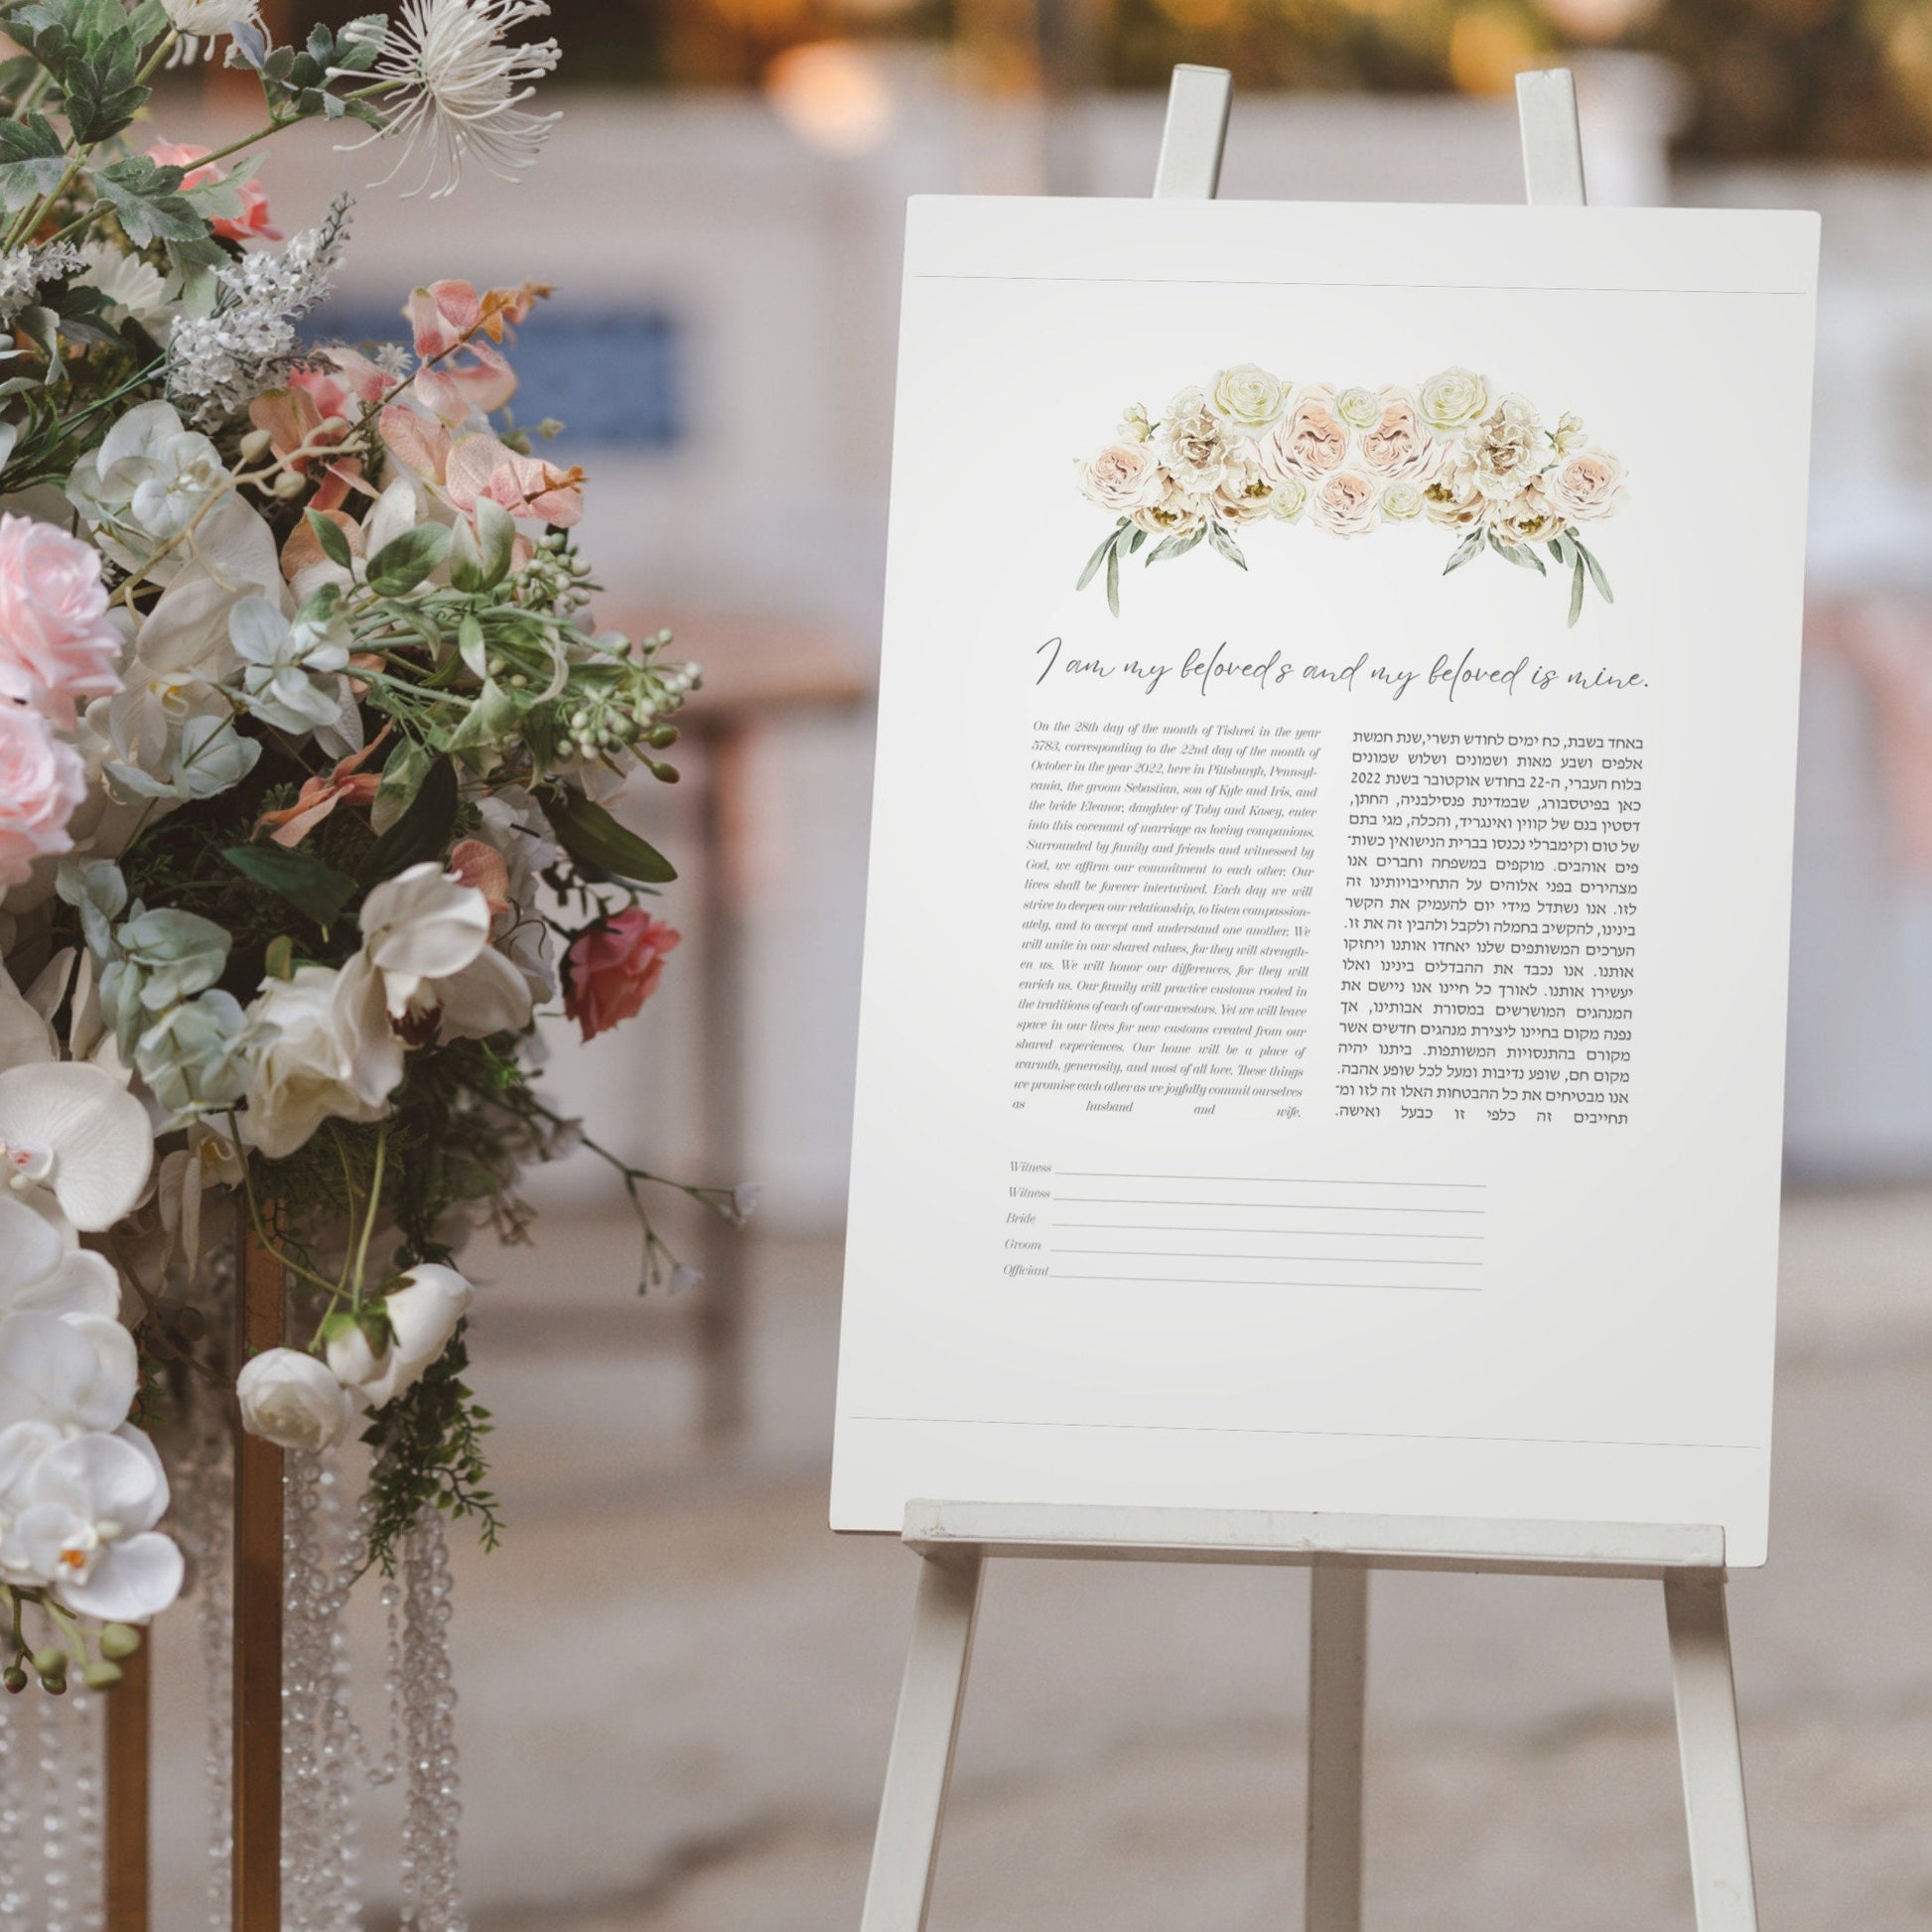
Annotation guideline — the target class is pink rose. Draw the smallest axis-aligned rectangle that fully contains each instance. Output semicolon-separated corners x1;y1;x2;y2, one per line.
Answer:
148;142;280;242
563;910;680;1041
1308;470;1380;539
1260;386;1347;483
0;702;85;888
1545;448;1627;523
1357;386;1438;483
0;515;121;729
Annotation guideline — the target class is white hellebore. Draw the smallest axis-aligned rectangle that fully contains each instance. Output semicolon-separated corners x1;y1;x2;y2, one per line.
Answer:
353;862;533;1046
327;1264;474;1410
240;963;404;1159
0;1428;183;1621
236;1348;358;1450
0;1059;152;1231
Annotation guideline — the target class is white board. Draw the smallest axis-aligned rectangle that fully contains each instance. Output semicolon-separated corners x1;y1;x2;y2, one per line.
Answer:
833;197;1820;1565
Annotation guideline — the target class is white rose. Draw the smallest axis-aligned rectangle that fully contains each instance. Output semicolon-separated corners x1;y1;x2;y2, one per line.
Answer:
1270;477;1310;522
1466;395;1551;500
1335;386;1380;431
235;1348;357;1451
1208;363;1289;436
1077;443;1163;515
328;1264;474;1411
1417;367;1490;437
239;963;403;1160
1380;480;1425;523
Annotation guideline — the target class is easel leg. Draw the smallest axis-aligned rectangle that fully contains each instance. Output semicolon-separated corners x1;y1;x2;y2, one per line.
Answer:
1306;1563;1368;1932
859;1549;985;1932
1664;1572;1759;1932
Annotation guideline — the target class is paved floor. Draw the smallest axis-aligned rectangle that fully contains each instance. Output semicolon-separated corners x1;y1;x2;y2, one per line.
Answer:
151;1188;1932;1930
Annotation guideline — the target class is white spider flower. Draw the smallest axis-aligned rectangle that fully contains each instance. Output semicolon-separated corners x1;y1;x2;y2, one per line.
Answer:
351;0;561;199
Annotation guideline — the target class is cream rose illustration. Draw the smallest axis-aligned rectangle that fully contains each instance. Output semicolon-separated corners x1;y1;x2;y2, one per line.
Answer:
1308;470;1379;539
1357;386;1437;482
1077;443;1164;515
1213;443;1277;523
1158;400;1233;495
1261;386;1347;483
1487;482;1567;547
1421;456;1483;529
1466;395;1550;499
1335;385;1380;430
1073;363;1625;625
1210;363;1289;436
1545;447;1626;522
1379;480;1425;523
1418;366;1490;436
1133;476;1208;539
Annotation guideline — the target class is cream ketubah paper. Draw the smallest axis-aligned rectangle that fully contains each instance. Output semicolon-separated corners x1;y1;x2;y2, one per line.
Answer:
833;197;1820;1563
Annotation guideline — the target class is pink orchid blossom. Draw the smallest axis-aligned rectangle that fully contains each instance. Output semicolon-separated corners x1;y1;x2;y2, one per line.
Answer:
147;142;280;242
0;702;86;888
0;515;122;730
445;433;584;527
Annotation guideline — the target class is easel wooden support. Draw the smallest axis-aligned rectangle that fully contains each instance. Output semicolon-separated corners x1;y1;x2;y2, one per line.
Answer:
856;67;1761;1932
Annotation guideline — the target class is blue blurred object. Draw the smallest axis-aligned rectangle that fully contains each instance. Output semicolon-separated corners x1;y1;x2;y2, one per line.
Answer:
303;303;684;452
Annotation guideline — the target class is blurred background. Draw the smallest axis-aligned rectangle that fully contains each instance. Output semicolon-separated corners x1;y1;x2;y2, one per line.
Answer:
145;5;1932;1925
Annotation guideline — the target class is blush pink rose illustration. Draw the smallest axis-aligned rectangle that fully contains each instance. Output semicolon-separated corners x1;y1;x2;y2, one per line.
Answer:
0;701;86;887
1357;386;1438;482
563;910;681;1042
0;514;123;729
1261;386;1347;483
1308;470;1380;538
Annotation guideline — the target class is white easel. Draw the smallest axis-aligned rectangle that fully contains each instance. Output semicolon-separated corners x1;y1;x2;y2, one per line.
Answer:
855;67;1760;1932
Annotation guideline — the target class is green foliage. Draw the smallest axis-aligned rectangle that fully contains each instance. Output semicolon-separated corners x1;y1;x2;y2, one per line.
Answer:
356;755;458;884
540;787;676;885
361;1325;501;1575
90;153;205;246
0;116;69;207
221;842;359;929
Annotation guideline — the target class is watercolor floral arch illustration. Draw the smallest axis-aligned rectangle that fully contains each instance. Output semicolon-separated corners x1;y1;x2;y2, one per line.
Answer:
1074;365;1628;624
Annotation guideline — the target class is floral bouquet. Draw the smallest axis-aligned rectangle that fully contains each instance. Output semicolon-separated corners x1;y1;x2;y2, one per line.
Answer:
1076;363;1628;623
0;0;733;1736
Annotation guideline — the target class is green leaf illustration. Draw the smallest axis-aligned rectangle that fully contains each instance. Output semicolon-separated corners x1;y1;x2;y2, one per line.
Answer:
1076;518;1126;593
222;844;357;929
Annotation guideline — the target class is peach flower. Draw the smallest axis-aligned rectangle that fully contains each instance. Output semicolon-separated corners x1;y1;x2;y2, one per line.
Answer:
0;702;86;887
1077;443;1163;515
147;142;279;242
257;730;391;847
1357;387;1437;483
0;515;122;730
562;910;680;1041
1307;470;1380;539
1545;448;1627;522
1261;386;1347;483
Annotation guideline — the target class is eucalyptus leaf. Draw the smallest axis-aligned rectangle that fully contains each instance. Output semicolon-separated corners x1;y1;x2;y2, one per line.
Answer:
1105;537;1120;618
1577;539;1614;605
1076;518;1126;593
221;844;356;929
1568;553;1586;627
1442;529;1483;576
1207;521;1248;571
541;788;677;886
1127;526;1148;554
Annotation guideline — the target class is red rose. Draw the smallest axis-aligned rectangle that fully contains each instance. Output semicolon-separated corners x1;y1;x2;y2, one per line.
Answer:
562;910;680;1042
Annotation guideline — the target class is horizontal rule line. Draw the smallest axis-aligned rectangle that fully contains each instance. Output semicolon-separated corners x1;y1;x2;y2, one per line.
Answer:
1050;1250;1481;1265
1052;1224;1484;1239
1052;1198;1485;1213
1052;1173;1485;1188
1047;1273;1481;1291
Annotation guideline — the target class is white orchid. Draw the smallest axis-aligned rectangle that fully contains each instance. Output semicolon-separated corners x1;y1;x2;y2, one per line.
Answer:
0;1197;119;1321
68;401;229;572
0;1060;152;1231
230;594;352;737
239;962;402;1158
326;1263;473;1409
0;1429;182;1621
0;1311;137;1436
353;862;532;1045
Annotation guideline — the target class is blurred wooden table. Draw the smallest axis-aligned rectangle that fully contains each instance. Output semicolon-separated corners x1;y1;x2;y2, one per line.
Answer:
653;610;873;1437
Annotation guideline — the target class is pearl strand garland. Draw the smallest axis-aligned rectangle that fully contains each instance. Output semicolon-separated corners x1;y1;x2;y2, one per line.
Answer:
395;1510;466;1932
